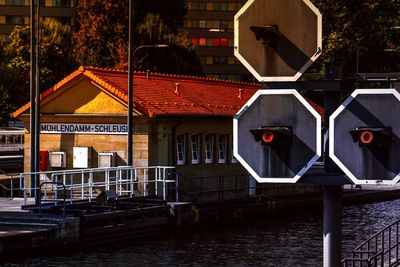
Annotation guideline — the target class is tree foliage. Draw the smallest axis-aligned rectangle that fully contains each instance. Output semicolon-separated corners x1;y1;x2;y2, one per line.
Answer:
133;14;202;75
73;0;202;75
0;18;75;125
74;0;128;67
311;0;400;75
5;18;75;89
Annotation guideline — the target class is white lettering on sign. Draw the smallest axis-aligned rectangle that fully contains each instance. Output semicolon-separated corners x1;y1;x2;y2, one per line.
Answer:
41;123;128;135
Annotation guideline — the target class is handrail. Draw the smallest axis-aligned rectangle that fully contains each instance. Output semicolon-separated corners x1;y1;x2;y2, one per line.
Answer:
20;166;176;206
342;219;400;266
39;181;66;218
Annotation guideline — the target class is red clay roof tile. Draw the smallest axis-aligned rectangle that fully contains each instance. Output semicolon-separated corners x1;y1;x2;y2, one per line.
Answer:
13;66;324;119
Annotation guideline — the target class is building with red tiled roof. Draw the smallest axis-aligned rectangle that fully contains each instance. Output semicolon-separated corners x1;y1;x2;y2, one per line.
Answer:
13;66;262;198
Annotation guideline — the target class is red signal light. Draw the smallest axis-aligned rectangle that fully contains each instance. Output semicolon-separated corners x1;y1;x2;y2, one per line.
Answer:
359;131;374;144
261;131;274;143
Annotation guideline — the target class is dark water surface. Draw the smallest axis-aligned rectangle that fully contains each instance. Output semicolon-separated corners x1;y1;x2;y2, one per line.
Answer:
3;199;400;267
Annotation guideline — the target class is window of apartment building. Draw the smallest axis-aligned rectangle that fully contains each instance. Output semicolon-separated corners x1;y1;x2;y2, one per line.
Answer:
176;134;186;165
191;135;200;164
220;3;228;11
5;16;24;25
191;20;199;28
190;1;206;10
212;20;220;29
212;38;220;46
218;135;228;163
199;37;206;46
45;0;72;7
191;37;199;46
205;134;214;163
228;2;237;11
0;34;8;42
5;0;24;5
214;56;228;64
220;38;228;47
199;20;206;28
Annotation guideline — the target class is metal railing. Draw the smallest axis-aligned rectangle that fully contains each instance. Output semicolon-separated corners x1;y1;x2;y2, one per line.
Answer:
19;166;176;206
177;174;256;203
342;219;400;267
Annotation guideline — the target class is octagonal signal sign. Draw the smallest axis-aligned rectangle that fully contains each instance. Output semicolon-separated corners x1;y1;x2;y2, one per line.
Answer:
234;0;322;82
233;90;321;183
329;89;400;185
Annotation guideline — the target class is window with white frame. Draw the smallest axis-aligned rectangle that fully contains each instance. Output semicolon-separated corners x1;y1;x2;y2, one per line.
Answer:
218;135;227;163
191;135;200;164
205;134;214;163
176;134;186;165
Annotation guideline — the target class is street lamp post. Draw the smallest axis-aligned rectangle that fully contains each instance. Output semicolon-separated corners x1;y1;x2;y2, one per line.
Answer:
127;44;169;168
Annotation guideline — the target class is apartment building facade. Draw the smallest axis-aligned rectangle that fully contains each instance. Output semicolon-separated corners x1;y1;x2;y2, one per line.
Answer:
182;0;252;81
0;0;76;42
1;0;251;81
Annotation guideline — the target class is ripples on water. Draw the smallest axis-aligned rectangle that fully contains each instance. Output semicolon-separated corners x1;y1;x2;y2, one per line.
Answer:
3;199;400;267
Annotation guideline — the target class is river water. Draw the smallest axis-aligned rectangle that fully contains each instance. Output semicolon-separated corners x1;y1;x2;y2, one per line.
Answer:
3;198;400;267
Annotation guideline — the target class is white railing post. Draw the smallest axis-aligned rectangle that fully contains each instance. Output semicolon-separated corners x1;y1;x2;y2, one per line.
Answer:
155;167;158;196
163;167;166;201
129;168;134;198
70;174;73;204
81;171;85;199
89;172;93;201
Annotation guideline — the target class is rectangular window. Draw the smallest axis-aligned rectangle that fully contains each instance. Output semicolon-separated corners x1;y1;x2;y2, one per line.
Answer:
213;20;220;29
191;37;199;46
198;2;206;10
191;20;199;28
206;2;213;10
206;38;213;46
228;3;236;11
199;37;206;46
6;16;24;25
199;20;206;28
6;0;24;5
205;134;214;163
220;38;228;47
220;21;228;29
191;1;198;10
220;3;227;11
218;135;227;163
191;135;200;164
213;38;220;46
176;135;186;165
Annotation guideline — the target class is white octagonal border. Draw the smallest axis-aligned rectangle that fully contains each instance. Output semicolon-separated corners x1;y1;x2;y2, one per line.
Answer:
234;0;322;82
233;89;322;183
329;89;400;185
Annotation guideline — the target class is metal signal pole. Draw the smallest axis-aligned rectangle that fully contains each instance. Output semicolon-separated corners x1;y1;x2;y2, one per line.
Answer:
127;0;134;168
34;0;40;205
